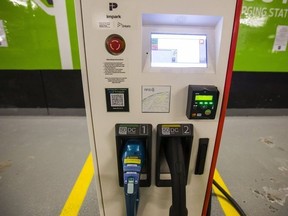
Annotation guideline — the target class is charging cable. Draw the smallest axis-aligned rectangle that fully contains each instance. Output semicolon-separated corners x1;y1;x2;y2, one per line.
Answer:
122;140;145;216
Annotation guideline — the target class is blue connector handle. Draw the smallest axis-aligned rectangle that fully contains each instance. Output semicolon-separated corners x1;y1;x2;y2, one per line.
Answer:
122;140;145;216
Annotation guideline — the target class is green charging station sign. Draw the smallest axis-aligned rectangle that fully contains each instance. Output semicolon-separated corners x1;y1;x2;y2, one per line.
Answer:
234;0;288;72
0;0;287;72
0;0;80;70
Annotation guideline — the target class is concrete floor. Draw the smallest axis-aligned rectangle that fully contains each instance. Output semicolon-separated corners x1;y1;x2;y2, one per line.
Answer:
217;116;288;215
0;117;94;216
0;116;287;215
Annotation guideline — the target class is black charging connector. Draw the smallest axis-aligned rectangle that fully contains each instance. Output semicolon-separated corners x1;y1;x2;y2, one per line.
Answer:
156;124;193;187
156;124;193;216
165;137;188;216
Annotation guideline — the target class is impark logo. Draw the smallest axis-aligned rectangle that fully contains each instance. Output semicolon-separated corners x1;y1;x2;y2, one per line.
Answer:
109;2;118;11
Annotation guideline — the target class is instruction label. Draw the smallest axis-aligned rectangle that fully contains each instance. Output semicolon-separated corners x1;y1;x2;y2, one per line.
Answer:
0;20;8;47
273;25;288;52
142;86;171;113
104;58;128;84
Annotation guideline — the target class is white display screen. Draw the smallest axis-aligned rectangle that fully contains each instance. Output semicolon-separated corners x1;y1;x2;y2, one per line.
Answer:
151;33;207;68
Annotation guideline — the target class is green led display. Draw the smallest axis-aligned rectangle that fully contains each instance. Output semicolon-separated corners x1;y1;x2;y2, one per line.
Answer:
195;95;213;101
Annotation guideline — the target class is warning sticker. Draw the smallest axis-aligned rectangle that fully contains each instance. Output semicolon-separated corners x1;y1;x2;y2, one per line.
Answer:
124;158;141;164
0;20;8;47
142;86;171;113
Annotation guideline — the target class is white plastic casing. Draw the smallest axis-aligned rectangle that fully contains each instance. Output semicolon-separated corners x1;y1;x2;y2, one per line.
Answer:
75;0;239;215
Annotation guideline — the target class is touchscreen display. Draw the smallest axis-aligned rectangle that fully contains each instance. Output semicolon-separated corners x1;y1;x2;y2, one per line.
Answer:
151;33;207;68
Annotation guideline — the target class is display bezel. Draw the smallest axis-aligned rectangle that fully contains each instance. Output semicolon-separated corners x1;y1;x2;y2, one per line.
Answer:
142;24;217;74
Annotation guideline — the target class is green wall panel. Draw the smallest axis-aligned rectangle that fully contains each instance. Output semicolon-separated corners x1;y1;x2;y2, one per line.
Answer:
234;0;288;72
0;0;80;70
66;0;80;70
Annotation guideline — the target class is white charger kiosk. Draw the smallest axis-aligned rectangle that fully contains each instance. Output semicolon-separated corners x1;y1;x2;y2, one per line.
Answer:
75;0;243;215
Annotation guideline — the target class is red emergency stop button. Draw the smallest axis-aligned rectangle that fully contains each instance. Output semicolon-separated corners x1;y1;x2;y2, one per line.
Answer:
105;34;126;55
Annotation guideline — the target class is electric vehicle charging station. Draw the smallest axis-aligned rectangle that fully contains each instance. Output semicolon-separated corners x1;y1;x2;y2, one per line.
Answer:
75;0;243;215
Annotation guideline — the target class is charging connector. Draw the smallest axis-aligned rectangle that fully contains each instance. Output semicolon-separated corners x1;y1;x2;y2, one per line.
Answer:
165;137;188;216
122;140;145;216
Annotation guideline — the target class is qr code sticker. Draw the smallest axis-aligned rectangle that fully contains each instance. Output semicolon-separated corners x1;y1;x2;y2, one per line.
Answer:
162;127;170;135
119;127;127;135
110;93;125;107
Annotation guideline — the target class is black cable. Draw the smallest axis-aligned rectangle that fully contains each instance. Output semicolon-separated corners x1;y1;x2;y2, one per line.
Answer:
165;137;188;216
212;179;247;216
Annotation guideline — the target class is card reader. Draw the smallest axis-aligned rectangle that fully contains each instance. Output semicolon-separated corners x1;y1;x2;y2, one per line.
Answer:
186;85;219;120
